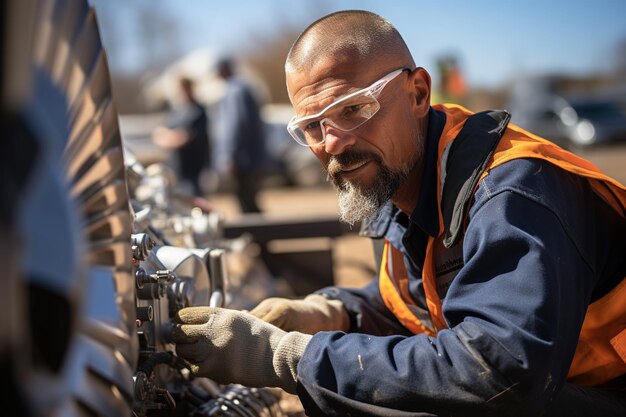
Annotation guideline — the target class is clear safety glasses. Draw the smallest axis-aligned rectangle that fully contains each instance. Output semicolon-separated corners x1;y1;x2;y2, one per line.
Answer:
287;67;410;146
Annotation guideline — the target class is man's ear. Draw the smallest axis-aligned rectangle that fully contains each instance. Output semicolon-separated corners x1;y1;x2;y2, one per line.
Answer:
408;67;431;118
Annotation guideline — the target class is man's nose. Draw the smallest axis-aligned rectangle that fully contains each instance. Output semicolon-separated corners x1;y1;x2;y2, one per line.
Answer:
322;123;356;155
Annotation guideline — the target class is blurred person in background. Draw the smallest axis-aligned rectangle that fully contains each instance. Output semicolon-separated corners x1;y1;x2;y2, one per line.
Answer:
213;57;267;213
171;10;626;417
436;54;467;104
152;77;211;196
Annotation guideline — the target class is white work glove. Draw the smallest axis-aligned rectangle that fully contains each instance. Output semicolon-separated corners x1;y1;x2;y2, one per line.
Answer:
249;294;350;334
171;307;312;394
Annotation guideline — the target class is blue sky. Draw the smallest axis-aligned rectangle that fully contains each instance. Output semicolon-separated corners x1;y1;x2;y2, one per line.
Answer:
92;0;626;89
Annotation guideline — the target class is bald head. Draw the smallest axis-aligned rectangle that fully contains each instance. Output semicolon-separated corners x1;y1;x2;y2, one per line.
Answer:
285;10;415;75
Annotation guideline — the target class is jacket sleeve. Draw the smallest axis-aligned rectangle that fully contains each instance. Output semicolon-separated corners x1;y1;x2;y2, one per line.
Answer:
296;160;596;417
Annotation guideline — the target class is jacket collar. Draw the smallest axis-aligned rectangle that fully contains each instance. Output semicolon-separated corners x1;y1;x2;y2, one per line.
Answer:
408;107;446;237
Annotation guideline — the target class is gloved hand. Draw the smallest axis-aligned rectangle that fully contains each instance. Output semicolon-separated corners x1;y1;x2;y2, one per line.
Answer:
171;307;312;394
249;294;350;334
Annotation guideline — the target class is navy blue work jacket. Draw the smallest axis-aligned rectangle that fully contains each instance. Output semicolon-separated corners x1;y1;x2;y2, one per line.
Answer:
295;108;626;416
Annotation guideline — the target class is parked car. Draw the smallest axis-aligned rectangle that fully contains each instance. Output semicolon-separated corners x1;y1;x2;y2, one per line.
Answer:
263;118;326;187
509;94;626;148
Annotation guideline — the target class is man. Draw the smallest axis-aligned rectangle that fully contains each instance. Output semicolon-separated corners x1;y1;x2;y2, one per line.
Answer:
153;77;210;196
213;58;267;213
171;11;626;416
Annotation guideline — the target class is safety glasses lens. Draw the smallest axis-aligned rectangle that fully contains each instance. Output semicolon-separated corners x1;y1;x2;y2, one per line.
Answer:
290;94;380;146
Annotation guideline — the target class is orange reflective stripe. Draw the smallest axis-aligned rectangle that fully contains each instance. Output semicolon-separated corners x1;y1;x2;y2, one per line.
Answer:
568;277;626;386
392;247;414;303
421;236;447;332
379;241;435;336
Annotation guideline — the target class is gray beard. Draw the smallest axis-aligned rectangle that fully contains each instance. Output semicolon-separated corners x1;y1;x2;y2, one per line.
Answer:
329;142;421;226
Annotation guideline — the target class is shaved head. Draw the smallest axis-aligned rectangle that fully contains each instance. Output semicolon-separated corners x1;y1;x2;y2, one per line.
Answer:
285;10;414;77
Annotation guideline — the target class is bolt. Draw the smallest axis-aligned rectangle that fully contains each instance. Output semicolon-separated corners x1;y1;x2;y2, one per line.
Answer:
131;233;156;261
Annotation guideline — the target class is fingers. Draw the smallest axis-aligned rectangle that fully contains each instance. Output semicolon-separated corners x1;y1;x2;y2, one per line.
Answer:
249;298;291;326
175;341;205;364
256;307;290;328
175;306;216;324
248;298;282;318
169;323;209;343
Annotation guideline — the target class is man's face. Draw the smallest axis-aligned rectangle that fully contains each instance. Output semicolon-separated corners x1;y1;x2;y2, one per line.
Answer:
287;58;423;224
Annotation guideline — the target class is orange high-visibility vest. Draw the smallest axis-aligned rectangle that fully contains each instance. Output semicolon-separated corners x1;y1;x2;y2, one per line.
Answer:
379;104;626;387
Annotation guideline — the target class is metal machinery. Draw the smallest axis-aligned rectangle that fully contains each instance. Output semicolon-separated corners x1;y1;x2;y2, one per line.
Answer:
1;0;286;415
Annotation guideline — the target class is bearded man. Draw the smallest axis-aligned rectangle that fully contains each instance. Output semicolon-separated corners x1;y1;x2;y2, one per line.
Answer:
171;10;626;417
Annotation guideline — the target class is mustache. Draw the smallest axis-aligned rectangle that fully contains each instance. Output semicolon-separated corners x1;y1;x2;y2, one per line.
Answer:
327;150;382;178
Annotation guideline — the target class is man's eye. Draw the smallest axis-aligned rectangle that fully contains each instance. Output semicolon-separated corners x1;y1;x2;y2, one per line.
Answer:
343;104;365;116
304;120;320;131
